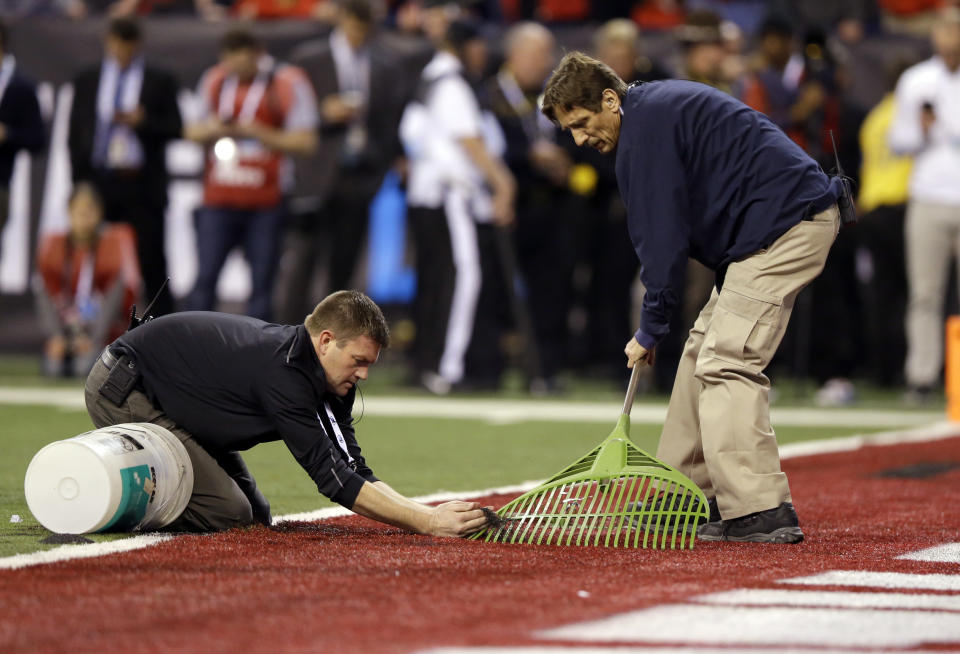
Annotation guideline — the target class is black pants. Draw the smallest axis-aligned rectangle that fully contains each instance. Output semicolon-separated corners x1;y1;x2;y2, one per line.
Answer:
514;195;576;380
465;223;510;386
409;204;456;377
279;171;381;324
857;204;908;386
93;171;172;316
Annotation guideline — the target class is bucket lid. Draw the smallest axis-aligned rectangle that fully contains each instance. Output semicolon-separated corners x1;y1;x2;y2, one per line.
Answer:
25;441;116;534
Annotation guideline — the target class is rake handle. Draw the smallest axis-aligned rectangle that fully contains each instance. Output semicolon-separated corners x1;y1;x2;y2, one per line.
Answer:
622;363;642;417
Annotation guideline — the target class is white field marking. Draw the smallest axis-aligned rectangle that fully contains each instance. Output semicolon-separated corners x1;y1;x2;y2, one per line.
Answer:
780;571;960;591
274;481;543;523
0;533;173;570
898;543;960;564
421;649;901;654
539;604;960;648
697;588;960;611
0;386;946;428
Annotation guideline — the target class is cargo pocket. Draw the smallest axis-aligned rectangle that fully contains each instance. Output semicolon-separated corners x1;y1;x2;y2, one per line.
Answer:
704;287;783;373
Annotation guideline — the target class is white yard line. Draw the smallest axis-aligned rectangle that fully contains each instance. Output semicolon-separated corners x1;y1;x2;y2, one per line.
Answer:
696;588;960;611
780;571;960;591
0;533;173;570
540;605;960;648
0;386;946;428
898;543;960;564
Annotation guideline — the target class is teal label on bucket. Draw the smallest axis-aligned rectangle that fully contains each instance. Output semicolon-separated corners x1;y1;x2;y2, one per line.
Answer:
98;464;153;532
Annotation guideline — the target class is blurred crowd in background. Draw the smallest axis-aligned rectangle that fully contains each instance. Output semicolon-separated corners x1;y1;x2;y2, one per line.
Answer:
0;0;958;406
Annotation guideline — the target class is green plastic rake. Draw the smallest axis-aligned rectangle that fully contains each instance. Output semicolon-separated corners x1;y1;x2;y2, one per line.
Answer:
473;365;709;549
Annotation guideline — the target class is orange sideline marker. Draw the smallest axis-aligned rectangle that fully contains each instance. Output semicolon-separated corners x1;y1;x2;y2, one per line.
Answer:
947;316;960;421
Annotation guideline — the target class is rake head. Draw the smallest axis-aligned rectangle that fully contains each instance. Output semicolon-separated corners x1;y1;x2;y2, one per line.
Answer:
473;414;709;549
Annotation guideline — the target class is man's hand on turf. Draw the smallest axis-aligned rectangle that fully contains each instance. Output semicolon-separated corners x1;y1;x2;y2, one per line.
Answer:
625;337;655;368
428;501;488;538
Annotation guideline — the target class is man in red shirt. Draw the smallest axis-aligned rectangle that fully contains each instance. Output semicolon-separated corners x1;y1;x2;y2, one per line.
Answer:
185;28;317;321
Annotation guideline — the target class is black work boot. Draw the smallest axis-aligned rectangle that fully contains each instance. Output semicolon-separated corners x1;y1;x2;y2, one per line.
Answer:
630;494;716;533
712;502;804;544
695;497;724;540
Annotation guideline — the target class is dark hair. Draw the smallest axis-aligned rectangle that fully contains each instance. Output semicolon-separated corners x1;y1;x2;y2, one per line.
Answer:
758;15;794;40
68;181;103;209
676;9;723;48
108;17;142;42
446;18;482;51
338;0;374;23
220;27;261;53
541;51;627;124
0;19;7;52
305;290;390;348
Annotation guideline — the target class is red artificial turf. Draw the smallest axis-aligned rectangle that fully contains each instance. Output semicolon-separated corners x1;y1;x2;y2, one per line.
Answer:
2;436;959;653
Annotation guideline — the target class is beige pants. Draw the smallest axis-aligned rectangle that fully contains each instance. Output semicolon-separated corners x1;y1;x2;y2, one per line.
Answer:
656;205;839;520
904;200;960;389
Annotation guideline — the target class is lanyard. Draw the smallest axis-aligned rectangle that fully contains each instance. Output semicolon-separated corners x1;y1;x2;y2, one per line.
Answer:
217;58;272;125
316;401;354;463
497;69;549;144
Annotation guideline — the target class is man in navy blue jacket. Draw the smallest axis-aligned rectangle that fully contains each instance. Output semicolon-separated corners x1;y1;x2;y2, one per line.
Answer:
542;52;843;543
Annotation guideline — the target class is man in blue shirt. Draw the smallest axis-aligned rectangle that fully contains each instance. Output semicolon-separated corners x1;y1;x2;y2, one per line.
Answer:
542;52;842;544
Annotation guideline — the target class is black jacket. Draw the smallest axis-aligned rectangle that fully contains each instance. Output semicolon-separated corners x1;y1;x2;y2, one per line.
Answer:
289;34;408;203
68;63;182;206
113;312;377;509
0;69;44;186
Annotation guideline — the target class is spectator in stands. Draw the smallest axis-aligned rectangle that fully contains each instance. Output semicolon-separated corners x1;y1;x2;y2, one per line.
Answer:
0;18;44;260
855;58;915;388
677;9;729;92
184;27;317;322
594;17;671;84
399;19;515;394
33;182;140;377
485;21;571;392
889;7;960;402
279;0;407;324
768;0;869;45
68;18;181;316
738;16;811;148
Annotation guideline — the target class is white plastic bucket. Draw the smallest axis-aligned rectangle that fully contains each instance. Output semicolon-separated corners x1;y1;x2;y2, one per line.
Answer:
24;423;194;534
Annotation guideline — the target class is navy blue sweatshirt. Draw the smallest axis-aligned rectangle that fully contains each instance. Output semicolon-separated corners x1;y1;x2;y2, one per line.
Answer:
114;312;378;509
614;80;841;350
